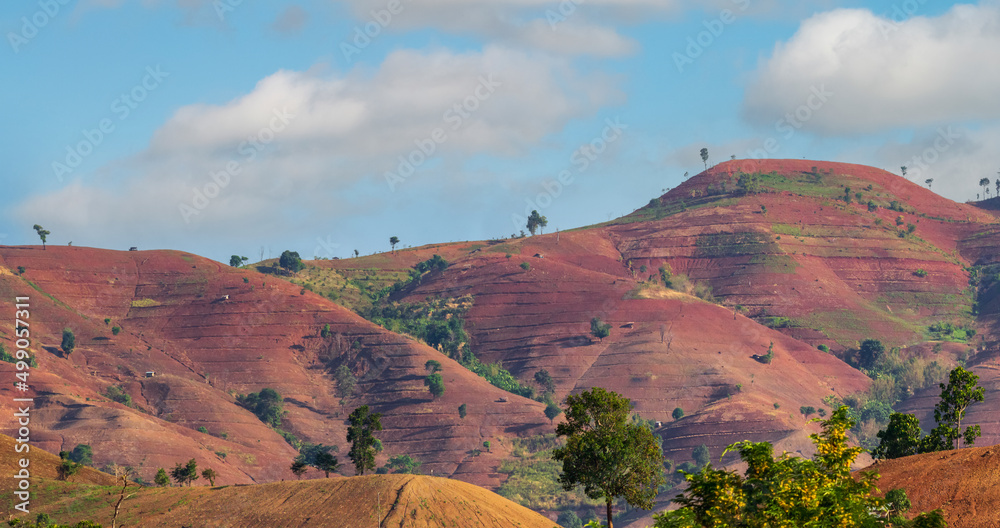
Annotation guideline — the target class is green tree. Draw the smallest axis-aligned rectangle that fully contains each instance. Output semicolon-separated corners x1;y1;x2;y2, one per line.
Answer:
425;360;442;373
700;148;709;169
484;440;491;453
290;459;308;478
924;366;985;450
979;177;990;198
736;172;761;195
520;261;531;272
334;365;356;398
201;468;217;486
527;210;548;235
236;388;286;428
425;372;445;398
111;326;121;336
170;459;199;486
229;255;247;267
545;403;563;424
654;407;945;528
33;224;50;249
535;369;555;394
58;451;82;481
557;510;583;528
389;236;400;253
347;405;383;475
314;451;340;478
590;317;611;343
858;339;884;370
154;467;169;487
278;250;305;274
69;444;93;466
553;387;665;528
873;413;922;460
885;488;911;519
321;324;332;338
901;166;907;177
384;454;422;474
692;444;710;468
61;328;76;357
925;178;933;189
672;407;684;420
458;403;467;419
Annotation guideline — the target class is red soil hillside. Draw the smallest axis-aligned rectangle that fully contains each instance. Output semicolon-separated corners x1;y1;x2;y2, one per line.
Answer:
0;246;549;489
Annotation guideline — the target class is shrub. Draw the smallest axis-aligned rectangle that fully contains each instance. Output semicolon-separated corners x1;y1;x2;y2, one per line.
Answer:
672;407;684;420
818;344;830;352
914;269;928;278
800;406;816;416
111;326;121;336
458;403;467;419
520;262;531;271
104;385;133;408
61;328;76;356
197;426;209;434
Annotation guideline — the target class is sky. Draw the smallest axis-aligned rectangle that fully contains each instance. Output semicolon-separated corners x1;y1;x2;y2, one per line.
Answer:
2;0;998;263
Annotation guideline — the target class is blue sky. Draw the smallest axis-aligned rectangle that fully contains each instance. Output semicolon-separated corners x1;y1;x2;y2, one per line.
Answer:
2;0;998;263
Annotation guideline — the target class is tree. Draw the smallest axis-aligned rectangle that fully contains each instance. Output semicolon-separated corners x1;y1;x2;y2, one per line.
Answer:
692;444;710;468
425;359;442;373
873;413;922;460
58;451;82;481
980;177;991;199
61;328;76;357
858;338;884;370
201;468;217;486
171;459;198;486
236;388;286;428
314;451;340;477
557;511;583;528
69;444;93;466
384;454;422;474
590;317;611;343
33;224;50;249
535;369;555;394
924;366;985;450
736;172;761;195
229;255;248;267
885;488;912;519
520;261;531;271
901;166;907;177
290;459;308;478
334;365;356;398
347;405;383;475
458;403;467;419
996;177;999;198
278;250;305;274
700;148;709;169
654;407;945;528
154;468;169;487
545;403;563;423
483;441;491;453
425;372;445;398
527;210;548;235
389;236;400;253
925;178;933;189
672;407;684;420
553;387;665;528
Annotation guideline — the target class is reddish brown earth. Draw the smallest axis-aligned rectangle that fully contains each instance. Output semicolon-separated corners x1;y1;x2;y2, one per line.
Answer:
0;247;549;488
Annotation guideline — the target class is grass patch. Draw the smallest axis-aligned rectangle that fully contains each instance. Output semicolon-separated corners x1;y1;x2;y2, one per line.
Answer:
130;298;161;308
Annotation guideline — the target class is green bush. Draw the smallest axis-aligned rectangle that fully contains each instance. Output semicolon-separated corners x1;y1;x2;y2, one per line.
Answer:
914;269;928;277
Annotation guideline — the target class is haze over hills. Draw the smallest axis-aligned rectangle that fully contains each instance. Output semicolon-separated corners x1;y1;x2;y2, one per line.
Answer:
4;159;1000;526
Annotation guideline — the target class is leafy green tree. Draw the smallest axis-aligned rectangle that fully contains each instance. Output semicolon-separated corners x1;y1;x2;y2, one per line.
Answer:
321;324;332;338
425;360;442;373
170;459;198;486
290;459;308;478
155;467;170;487
236;388;286;428
692;444;710;468
553;387;665;528
672;407;684;420
111;326;121;336
389;236;400;253
61;328;75;357
885;488;911;519
557;510;583;528
527;210;548;235
858;339;884;370
980;177;990;198
873;413;922;459
384;454;422;474
314;451;340;477
736;172;761;195
459;403;467;419
484;440;491;453
700;148;709;169
229;255;247;267
69;444;93;466
278;250;305;273
590;317;611;343
923;366;985;450
425;372;445;398
58;451;82;481
347;405;383;475
535;369;555;394
334;365;356;398
545;403;563;424
654;407;945;528
33;224;50;249
201;468;217;486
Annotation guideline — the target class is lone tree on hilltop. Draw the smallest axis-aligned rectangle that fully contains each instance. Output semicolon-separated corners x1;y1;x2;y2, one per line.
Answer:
389;236;400;253
700;148;709;169
925;178;933;189
590;317;611;343
32;224;50;249
980;177;991;199
922;366;985;451
900;166;907;177
278;250;305;274
527;210;548;236
553;387;664;528
229;255;248;267
347;405;383;475
61;328;76;357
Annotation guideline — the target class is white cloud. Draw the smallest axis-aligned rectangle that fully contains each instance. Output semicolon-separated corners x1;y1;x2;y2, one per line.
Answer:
15;47;622;250
743;3;1000;135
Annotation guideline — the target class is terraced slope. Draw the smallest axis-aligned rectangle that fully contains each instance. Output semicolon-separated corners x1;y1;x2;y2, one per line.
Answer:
0;247;549;488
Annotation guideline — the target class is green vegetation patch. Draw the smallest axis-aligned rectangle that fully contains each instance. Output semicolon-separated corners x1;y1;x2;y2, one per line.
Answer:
130;298;161;308
497;435;600;510
695;232;777;258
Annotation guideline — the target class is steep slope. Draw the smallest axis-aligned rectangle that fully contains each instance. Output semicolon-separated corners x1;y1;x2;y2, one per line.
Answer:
0;246;549;488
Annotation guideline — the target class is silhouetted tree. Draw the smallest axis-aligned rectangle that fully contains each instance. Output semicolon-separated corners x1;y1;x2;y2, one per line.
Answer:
389;236;399;253
279;250;304;273
314;451;340;478
32;224;50;249
925;178;933;189
290;460;308;478
347;405;383;475
527;210;548;235
700;148;709;169
201;468;217;486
